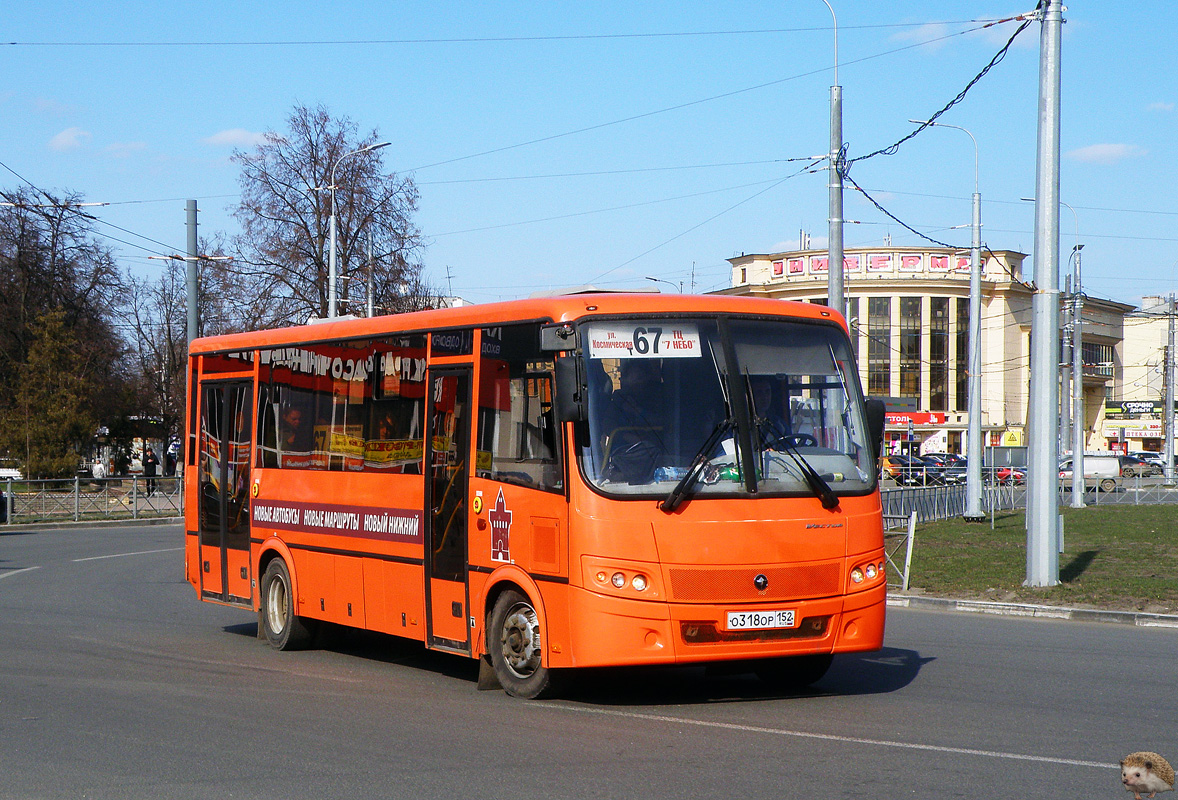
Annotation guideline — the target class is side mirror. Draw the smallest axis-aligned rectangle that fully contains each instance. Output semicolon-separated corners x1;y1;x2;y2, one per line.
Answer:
864;398;886;465
540;323;577;352
554;356;586;422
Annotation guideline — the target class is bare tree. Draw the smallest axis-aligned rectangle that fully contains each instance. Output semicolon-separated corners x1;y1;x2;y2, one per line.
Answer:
122;259;187;438
230;103;433;328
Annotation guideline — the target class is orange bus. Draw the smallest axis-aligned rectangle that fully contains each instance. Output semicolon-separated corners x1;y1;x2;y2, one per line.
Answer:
184;292;887;698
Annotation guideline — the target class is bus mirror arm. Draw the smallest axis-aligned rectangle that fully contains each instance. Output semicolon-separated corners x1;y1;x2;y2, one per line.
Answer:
554;356;587;422
865;398;886;464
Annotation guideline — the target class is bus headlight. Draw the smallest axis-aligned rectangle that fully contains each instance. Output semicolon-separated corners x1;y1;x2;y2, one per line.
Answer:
848;558;886;590
582;557;662;599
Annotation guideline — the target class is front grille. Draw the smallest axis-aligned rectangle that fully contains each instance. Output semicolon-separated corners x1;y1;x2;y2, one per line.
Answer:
667;563;840;603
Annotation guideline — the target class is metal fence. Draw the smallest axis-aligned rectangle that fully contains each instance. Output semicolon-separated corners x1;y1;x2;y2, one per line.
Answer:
882;476;1178;526
2;476;183;525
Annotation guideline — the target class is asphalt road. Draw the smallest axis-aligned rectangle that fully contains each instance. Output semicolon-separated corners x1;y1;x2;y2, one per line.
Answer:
1;522;1173;799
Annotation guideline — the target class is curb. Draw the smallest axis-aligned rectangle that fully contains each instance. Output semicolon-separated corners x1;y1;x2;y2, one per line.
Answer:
0;516;182;533
888;593;1178;629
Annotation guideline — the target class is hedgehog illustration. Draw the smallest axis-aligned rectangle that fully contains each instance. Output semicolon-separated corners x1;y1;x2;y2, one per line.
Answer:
1122;752;1175;800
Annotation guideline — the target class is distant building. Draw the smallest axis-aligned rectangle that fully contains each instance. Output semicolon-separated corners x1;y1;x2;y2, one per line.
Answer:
720;245;1138;455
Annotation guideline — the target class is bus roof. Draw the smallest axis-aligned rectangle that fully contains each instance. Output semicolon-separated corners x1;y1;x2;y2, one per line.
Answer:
188;292;845;355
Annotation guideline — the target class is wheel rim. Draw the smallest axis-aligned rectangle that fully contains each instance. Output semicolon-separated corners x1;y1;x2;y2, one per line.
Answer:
266;575;288;635
499;602;542;679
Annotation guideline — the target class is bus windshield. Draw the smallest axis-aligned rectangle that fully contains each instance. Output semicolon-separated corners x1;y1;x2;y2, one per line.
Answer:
579;316;877;499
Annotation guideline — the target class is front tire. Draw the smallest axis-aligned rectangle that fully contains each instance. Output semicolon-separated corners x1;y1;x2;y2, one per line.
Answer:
259;558;315;650
488;589;560;699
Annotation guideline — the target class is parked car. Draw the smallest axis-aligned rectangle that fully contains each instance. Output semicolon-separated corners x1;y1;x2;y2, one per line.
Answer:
895;455;947;486
0;467;21;481
988;466;1026;485
880;453;914;480
1059;454;1121;492
921;453;965;467
1130;452;1167;473
920;453;968;483
1121;454;1161;477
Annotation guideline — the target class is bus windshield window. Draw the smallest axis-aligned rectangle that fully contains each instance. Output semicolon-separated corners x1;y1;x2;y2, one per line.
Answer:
579;316;876;498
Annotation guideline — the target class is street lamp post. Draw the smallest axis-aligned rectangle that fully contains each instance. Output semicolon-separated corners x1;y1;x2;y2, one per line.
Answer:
644;276;682;293
327;141;390;319
914;120;984;521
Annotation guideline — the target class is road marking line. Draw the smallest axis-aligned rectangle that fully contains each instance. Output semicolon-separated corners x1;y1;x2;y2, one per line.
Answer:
0;566;41;580
542;704;1112;770
73;547;183;563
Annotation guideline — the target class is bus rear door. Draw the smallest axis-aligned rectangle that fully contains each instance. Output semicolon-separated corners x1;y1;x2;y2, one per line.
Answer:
197;380;254;606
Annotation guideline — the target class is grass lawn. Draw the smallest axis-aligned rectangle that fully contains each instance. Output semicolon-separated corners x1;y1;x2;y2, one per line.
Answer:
901;504;1178;614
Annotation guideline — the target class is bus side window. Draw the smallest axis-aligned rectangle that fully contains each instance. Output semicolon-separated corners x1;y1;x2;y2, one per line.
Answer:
366;335;427;474
256;383;279;468
477;325;563;493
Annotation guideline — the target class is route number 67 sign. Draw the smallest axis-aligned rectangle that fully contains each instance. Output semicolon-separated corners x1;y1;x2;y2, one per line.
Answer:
586;322;702;359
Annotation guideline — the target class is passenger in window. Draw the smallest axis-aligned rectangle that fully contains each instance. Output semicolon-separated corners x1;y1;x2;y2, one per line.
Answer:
751;376;791;448
280;406;310;451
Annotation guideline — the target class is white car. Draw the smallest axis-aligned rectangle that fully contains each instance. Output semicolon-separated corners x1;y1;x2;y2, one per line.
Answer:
0;467;22;480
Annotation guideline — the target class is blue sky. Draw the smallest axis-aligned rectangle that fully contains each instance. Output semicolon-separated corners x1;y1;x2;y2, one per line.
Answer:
2;1;1175;308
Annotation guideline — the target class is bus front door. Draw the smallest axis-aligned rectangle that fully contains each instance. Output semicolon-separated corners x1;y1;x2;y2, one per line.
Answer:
198;380;254;606
424;368;472;653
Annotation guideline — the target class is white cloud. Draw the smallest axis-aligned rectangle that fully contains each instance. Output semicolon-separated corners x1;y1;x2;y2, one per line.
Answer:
1065;143;1147;164
34;97;74;116
49;127;91;151
892;22;952;52
107;141;147;158
202;128;266;148
1148;101;1174;112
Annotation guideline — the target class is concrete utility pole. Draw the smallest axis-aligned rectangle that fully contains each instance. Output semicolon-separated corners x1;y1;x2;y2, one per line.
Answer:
1060;274;1072;456
1166;296;1176;485
966;183;984;520
914;119;985;521
1070;244;1084;504
186;199;198;346
1026;0;1063;587
820;0;844;319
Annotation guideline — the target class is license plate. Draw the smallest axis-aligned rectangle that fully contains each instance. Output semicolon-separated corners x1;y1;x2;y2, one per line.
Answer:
726;609;796;630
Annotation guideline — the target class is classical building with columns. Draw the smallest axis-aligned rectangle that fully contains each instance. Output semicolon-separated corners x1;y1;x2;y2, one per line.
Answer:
719;245;1135;455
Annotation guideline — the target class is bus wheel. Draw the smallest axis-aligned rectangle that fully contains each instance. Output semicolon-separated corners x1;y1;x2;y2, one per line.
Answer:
753;653;833;690
259;559;314;651
489;590;559;699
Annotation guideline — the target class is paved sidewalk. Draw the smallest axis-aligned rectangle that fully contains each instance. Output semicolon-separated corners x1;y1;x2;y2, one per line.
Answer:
889;593;1178;629
0;516;182;532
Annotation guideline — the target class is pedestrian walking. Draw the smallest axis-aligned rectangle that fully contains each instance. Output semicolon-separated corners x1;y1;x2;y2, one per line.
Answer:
143;447;160;497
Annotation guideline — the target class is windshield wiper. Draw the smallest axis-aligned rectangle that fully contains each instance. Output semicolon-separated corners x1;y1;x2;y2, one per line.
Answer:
781;441;840;510
660;417;735;513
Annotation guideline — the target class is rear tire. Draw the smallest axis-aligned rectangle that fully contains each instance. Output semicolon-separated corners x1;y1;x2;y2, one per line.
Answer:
753;653;833;689
259;559;315;650
1099;478;1117;493
488;589;561;699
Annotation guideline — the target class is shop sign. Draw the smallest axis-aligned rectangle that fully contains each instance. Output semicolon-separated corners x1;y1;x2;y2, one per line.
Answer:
885;412;946;426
